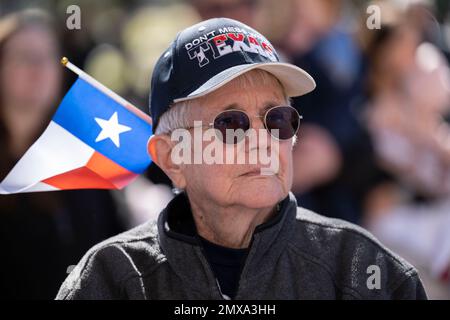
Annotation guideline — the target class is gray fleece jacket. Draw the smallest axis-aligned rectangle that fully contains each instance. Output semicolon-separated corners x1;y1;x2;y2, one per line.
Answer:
56;192;427;300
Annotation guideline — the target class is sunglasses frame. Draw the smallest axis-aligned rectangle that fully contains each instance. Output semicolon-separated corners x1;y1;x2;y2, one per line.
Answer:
197;105;302;142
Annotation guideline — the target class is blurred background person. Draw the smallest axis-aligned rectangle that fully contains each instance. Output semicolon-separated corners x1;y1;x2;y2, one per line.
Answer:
188;0;256;25
255;0;368;224
359;1;450;299
0;9;125;299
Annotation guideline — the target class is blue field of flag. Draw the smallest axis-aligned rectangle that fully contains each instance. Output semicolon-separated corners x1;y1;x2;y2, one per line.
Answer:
52;78;153;174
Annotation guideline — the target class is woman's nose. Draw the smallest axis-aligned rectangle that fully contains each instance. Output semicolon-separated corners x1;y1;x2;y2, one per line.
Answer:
250;115;266;131
245;115;272;152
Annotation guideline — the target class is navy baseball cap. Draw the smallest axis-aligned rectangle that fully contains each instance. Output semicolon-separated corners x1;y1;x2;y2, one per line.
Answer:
149;17;316;128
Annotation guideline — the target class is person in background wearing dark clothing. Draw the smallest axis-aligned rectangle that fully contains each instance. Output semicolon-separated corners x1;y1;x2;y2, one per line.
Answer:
0;9;125;299
263;0;367;224
359;3;450;298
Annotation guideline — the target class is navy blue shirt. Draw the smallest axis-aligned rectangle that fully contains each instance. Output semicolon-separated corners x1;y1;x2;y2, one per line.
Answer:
199;236;248;299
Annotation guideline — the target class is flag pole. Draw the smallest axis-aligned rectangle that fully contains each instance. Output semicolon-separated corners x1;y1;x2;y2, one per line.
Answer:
60;57;152;126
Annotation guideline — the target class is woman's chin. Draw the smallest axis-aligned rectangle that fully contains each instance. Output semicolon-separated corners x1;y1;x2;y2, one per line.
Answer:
234;180;287;209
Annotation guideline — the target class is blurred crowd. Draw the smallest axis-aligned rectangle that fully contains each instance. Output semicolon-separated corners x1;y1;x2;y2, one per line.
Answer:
1;0;450;299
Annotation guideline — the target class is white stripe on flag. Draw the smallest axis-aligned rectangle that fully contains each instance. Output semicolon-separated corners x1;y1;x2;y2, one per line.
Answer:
0;121;94;194
24;182;59;192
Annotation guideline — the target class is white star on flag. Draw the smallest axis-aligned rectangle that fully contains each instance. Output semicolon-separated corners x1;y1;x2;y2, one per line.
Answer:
95;112;131;148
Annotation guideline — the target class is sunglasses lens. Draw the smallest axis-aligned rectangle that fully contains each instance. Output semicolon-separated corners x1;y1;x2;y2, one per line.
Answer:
213;110;250;144
265;106;300;140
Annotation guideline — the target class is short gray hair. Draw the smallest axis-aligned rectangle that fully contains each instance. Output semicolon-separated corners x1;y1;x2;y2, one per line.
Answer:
154;69;290;135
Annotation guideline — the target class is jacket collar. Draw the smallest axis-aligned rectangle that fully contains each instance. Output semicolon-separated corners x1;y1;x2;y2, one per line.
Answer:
157;192;298;297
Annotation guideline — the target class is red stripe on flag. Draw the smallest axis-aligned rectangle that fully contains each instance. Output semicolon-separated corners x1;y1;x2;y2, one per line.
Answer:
43;167;116;189
42;151;137;190
86;151;137;188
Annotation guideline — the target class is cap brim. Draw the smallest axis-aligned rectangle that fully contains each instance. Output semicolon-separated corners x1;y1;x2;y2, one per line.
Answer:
173;62;316;103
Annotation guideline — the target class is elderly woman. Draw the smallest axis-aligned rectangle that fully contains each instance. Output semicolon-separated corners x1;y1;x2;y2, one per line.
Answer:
57;18;426;300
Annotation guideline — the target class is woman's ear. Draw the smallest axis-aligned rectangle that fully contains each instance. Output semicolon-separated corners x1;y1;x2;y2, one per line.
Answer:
147;135;187;189
147;135;159;164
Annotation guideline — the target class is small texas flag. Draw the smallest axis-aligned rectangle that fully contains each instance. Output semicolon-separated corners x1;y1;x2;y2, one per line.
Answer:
0;76;153;194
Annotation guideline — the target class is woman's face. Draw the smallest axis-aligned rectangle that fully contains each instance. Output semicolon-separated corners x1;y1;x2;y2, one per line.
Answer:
381;26;420;77
179;77;294;210
284;0;336;54
0;25;61;112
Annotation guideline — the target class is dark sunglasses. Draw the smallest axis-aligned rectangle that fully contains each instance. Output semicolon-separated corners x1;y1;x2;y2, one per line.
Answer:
191;105;301;144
